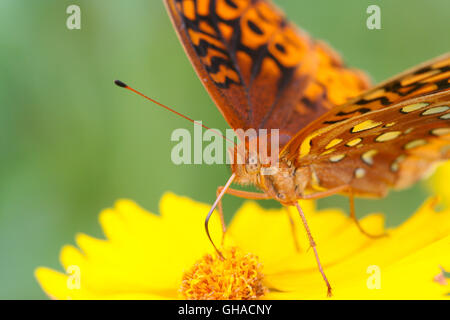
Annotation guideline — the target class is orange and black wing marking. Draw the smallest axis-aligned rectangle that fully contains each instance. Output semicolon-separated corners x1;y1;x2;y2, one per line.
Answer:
164;0;370;145
281;54;450;197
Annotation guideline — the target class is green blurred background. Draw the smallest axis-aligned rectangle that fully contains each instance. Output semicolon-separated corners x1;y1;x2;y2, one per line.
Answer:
0;0;448;299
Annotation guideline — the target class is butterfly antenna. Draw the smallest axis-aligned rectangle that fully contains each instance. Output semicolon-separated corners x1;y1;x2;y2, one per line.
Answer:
114;80;235;145
204;173;236;260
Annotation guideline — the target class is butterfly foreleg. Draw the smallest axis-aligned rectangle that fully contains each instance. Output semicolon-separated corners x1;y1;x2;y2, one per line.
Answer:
215;186;270;244
205;174;271;259
216;187;271;200
348;189;388;239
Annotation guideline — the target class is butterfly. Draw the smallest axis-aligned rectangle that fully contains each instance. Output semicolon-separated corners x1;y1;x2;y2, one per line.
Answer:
151;0;449;296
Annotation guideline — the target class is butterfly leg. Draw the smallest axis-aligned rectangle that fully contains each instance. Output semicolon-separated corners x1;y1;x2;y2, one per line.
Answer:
294;202;332;297
217;188;271;200
295;185;367;296
215;187;227;244
300;185;349;200
216;187;300;251
300;186;387;238
205;173;268;259
215;187;270;244
348;189;388;239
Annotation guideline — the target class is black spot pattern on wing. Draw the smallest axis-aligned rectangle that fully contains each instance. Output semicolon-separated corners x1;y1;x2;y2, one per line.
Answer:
174;0;299;96
320;57;450;125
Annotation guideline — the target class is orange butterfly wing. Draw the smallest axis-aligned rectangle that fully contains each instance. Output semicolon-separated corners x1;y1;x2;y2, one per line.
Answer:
281;54;450;197
164;0;370;144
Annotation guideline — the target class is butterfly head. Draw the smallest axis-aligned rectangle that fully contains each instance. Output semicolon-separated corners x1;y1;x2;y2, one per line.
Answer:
230;142;310;205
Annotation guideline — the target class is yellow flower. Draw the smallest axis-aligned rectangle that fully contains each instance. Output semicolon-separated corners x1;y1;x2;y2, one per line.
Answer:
35;190;450;299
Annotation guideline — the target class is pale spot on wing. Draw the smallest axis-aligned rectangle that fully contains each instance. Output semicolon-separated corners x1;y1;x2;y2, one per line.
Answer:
299;127;331;158
346;138;362;147
325;138;343;150
440;113;450;120
431;128;450;136
321;149;335;156
384;122;396;127
391;155;406;172
329;154;345;162
391;162;399;173
310;167;326;191
361;149;378;166
351;120;382;133
404;128;414;134
401;102;429;113
354;168;366;178
422;106;450;116
404;139;427;150
375;131;402;142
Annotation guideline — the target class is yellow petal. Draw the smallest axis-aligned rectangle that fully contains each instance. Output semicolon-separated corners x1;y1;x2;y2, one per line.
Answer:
265;198;450;299
36;192;450;300
35;267;173;300
428;162;450;207
226;201;299;273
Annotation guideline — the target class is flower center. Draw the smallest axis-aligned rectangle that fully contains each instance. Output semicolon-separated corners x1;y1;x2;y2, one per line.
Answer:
180;247;267;300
